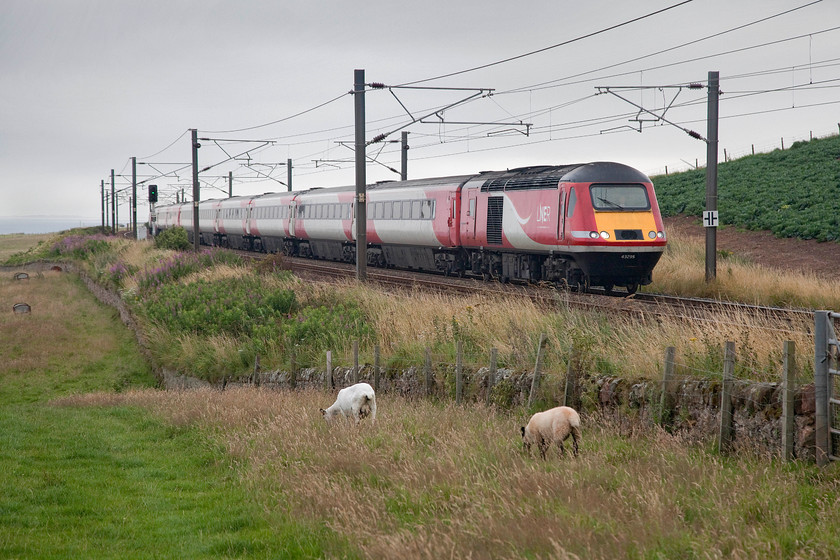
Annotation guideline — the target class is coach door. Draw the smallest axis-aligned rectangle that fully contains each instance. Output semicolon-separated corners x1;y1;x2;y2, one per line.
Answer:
464;188;478;243
557;186;566;241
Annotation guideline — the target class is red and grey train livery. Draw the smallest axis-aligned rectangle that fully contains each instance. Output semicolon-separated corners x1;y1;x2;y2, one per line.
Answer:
153;161;666;293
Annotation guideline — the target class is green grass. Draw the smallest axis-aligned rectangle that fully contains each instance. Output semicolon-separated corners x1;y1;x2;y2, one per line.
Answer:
0;267;358;559
0;405;341;559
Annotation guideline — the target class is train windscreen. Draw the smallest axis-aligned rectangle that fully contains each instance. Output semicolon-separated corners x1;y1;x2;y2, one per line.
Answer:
589;184;650;211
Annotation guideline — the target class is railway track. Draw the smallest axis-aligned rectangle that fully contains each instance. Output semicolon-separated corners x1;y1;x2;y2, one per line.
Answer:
231;250;819;326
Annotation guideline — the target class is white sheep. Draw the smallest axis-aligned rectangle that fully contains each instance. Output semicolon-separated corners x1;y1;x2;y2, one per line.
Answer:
320;382;377;425
520;406;581;459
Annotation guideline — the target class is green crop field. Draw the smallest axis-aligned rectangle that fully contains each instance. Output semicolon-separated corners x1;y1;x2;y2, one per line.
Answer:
653;134;840;241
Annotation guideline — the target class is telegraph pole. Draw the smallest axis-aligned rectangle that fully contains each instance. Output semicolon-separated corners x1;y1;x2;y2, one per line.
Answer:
131;157;137;239
191;128;200;252
401;131;409;181
228;171;233;198
704;71;720;282
110;169;116;235
100;180;105;230
287;158;293;192
354;69;367;281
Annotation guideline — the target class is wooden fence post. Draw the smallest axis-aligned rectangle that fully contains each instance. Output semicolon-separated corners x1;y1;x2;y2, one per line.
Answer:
527;333;547;409
719;341;735;454
353;340;359;384
564;344;577;409
456;340;463;405
424;346;433;397
486;347;498;405
325;350;332;391
374;344;381;392
782;341;796;461
814;311;830;467
290;348;297;389
660;346;676;426
253;354;261;387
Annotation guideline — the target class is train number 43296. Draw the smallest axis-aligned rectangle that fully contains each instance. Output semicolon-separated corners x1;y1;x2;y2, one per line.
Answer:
620;254;636;260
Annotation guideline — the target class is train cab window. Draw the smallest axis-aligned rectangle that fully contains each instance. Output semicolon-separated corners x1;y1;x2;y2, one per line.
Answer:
469;198;476;217
567;189;577;217
590;184;650;211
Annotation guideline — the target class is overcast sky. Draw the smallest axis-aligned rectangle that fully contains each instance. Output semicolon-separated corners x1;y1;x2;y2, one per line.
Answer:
1;0;838;230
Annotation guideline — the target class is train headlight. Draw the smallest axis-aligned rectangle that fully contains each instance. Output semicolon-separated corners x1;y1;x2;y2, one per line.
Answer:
648;231;656;239
657;231;665;239
600;231;610;240
589;231;599;239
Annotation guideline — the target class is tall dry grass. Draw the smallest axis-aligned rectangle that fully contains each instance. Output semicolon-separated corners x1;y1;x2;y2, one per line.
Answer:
83;235;829;383
649;229;840;310
61;387;840;559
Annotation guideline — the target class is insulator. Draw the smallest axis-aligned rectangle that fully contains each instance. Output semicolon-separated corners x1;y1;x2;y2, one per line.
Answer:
370;82;386;89
372;133;386;143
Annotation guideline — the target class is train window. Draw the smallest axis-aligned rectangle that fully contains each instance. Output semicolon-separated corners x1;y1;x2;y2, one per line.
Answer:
469;198;476;217
420;200;432;219
567;189;577;218
590;184;650;211
392;201;401;219
384;202;392;219
402;201;411;220
374;202;383;220
411;200;421;220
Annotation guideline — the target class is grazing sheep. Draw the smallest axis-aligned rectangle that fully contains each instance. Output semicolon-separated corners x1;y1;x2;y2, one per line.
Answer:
520;406;581;459
320;382;377;425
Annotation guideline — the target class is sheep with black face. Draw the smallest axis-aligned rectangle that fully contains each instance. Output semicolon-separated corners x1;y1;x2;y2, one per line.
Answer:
520;406;581;459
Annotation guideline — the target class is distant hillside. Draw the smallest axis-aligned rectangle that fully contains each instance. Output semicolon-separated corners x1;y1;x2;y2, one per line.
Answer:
651;134;840;242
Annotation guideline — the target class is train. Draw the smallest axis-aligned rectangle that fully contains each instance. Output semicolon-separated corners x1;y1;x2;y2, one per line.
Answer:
151;161;666;294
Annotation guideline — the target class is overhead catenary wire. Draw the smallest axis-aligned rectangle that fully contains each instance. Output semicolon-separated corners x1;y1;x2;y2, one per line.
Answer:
122;2;837;195
498;0;826;96
396;0;696;87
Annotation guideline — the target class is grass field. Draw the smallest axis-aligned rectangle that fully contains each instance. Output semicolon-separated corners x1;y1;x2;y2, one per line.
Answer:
2;252;840;558
0;264;355;559
0;233;53;262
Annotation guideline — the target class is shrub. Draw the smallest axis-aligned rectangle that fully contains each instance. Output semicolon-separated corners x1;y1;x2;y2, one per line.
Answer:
135;249;243;295
154;227;191;251
140;275;297;338
49;235;111;260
